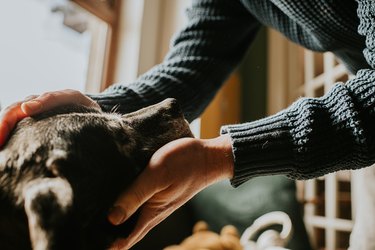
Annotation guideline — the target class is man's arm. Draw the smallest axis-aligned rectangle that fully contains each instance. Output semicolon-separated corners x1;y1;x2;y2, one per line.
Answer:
0;0;260;146
220;0;375;186
109;1;375;249
89;0;260;122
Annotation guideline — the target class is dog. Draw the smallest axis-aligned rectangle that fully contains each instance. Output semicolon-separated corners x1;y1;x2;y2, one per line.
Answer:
0;98;193;250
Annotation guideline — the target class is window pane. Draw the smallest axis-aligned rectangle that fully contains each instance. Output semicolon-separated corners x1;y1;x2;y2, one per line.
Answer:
0;0;103;109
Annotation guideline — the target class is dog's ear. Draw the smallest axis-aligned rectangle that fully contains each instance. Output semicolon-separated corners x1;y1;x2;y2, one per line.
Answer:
22;178;79;250
122;98;193;140
120;98;193;166
122;98;183;120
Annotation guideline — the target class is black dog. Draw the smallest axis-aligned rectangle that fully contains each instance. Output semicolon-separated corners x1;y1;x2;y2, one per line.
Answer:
0;98;192;250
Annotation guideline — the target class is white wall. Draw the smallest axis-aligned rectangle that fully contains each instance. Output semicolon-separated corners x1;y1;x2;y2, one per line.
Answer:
0;0;90;108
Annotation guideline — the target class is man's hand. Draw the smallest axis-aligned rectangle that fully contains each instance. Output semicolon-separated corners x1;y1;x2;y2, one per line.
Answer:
0;89;99;147
109;135;234;250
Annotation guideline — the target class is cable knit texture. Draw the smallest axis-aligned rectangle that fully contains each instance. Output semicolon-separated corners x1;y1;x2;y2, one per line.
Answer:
89;0;375;187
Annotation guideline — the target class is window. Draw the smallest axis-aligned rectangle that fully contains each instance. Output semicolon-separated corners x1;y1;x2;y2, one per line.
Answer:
267;28;354;250
0;0;119;109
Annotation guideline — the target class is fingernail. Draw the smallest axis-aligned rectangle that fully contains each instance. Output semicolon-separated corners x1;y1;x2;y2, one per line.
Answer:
108;206;126;225
22;101;42;114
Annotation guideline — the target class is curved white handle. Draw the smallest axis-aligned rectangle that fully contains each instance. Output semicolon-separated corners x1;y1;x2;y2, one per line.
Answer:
240;211;293;249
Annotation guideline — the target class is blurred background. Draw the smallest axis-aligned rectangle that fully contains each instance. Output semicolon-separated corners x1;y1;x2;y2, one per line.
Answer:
0;1;358;249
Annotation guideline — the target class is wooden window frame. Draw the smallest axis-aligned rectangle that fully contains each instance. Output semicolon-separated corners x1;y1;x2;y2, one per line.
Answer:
72;0;121;91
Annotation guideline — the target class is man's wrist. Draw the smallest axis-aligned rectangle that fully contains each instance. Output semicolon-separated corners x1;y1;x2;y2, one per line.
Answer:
203;134;234;181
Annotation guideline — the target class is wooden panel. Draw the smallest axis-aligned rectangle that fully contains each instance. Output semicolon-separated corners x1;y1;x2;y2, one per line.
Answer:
102;3;121;89
267;28;305;115
72;0;121;90
72;0;117;25
200;72;241;139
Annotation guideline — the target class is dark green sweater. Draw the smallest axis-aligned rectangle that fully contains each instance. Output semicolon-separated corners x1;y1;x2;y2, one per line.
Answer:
90;0;375;187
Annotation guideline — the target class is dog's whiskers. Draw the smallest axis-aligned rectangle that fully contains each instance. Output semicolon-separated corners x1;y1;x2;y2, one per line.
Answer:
110;104;120;114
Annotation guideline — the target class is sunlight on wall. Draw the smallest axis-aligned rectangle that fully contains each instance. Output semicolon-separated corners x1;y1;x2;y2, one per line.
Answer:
0;0;90;108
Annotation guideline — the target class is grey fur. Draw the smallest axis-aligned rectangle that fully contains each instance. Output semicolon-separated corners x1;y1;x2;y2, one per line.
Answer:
0;98;192;250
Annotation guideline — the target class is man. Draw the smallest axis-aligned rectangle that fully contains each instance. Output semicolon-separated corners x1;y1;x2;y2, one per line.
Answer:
1;0;375;249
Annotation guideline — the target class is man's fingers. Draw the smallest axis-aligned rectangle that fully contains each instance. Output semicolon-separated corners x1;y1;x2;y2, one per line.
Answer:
21;89;99;116
113;204;174;249
0;102;28;147
0;119;11;147
0;90;99;148
108;170;157;226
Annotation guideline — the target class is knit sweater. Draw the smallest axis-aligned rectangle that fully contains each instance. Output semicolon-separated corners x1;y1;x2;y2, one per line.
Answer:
89;0;375;187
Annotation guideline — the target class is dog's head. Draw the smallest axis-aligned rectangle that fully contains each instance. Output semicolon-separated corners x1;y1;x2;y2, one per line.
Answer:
0;98;193;250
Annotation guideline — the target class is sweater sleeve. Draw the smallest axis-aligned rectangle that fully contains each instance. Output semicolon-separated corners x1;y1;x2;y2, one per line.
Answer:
221;0;375;187
88;0;260;122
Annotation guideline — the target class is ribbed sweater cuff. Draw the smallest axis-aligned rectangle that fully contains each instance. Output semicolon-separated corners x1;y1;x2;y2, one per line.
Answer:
221;112;294;187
